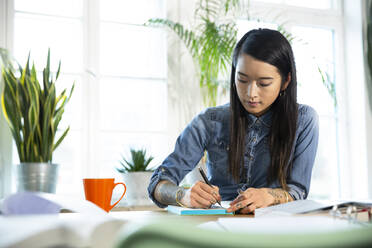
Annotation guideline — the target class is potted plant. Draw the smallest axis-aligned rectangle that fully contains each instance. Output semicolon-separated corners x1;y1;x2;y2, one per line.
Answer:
1;49;74;193
116;148;154;206
146;0;241;107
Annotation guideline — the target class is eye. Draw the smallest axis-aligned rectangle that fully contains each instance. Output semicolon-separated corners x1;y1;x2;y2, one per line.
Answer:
237;78;248;84
258;81;272;87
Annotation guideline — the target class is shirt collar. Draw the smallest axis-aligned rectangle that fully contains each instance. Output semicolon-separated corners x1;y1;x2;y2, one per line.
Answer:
245;108;273;128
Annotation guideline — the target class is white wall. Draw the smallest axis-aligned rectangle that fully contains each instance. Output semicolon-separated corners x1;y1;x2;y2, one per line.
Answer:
362;0;372;198
0;0;14;198
343;0;369;199
366;95;372;198
166;0;205;147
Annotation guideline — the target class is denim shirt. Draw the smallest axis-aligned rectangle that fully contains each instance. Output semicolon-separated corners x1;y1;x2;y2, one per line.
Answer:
148;103;319;208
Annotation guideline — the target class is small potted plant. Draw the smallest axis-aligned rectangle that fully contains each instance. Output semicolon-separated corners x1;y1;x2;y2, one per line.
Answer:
116;148;154;206
1;49;74;193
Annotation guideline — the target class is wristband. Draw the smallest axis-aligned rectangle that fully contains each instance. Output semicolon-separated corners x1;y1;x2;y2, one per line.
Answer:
285;191;289;203
175;188;188;208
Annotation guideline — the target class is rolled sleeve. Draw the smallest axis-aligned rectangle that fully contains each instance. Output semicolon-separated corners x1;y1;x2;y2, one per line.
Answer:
147;167;179;208
147;109;212;208
287;105;319;200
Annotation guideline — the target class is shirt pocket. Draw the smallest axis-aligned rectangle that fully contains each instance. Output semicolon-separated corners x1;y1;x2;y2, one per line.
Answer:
207;138;229;175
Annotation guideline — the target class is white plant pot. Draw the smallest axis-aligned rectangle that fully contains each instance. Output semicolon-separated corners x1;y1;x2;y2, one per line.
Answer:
121;171;154;206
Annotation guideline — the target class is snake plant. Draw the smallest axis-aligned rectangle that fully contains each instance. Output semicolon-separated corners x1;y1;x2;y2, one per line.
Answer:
1;49;74;163
116;148;154;173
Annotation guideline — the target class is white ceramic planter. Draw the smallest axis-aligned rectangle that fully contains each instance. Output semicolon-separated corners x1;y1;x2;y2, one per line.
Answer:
121;171;154;206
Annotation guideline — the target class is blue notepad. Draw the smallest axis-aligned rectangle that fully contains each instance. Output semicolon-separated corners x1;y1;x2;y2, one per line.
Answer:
167;205;233;215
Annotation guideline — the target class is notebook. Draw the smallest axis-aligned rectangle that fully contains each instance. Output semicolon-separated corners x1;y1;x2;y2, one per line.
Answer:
254;199;372;217
167;201;233;215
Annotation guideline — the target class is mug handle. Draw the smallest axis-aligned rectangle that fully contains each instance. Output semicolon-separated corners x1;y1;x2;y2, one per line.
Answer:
109;182;127;211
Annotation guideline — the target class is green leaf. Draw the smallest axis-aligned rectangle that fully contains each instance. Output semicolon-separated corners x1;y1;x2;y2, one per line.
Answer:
117;148;154;173
1;49;73;162
56;60;61;80
53;126;70;152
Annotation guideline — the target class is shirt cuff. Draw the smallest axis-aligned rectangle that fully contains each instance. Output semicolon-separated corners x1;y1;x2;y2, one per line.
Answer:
287;183;307;200
147;169;179;208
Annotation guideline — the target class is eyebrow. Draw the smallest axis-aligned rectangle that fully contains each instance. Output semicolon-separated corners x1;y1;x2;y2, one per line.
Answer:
237;71;274;80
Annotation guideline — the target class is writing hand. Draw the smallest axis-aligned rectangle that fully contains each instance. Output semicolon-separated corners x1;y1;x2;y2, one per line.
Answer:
180;181;221;208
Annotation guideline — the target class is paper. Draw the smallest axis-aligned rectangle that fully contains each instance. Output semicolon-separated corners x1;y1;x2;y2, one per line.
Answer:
0;192;106;215
254;199;335;217
255;199;372;217
216;216;361;234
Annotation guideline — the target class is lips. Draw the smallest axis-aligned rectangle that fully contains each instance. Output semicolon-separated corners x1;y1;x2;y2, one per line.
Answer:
247;101;260;107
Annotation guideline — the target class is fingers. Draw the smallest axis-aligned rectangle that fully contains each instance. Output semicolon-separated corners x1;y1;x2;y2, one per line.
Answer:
189;182;220;208
191;197;212;209
197;181;221;202
227;198;254;213
212;185;222;202
230;194;246;205
227;188;261;213
199;182;221;200
239;204;258;214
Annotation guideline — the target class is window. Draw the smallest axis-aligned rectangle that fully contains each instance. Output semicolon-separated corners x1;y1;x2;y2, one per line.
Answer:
11;0;167;199
254;0;335;10
238;0;344;199
3;0;365;201
291;26;339;199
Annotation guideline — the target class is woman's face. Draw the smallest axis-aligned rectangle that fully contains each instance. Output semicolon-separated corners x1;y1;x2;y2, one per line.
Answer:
235;54;289;116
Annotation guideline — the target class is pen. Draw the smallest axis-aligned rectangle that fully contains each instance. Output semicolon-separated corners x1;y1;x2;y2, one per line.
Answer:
198;167;223;208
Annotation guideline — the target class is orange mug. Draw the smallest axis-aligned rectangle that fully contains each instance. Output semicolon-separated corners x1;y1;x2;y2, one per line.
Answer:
83;178;126;212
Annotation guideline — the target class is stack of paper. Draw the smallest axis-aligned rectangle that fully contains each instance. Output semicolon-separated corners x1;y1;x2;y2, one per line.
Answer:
167;201;233;215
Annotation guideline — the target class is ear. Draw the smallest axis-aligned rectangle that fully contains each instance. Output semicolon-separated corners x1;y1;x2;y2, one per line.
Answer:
281;73;291;91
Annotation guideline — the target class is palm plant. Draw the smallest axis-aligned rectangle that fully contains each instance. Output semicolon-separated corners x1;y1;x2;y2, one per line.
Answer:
147;0;338;108
317;67;337;107
146;0;241;107
0;48;13;71
1;49;74;162
116;148;154;173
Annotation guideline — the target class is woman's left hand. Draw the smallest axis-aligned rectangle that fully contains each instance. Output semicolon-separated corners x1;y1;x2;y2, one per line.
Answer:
226;188;275;214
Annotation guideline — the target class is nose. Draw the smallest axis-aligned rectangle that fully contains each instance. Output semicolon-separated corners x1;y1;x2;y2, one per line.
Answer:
247;81;258;99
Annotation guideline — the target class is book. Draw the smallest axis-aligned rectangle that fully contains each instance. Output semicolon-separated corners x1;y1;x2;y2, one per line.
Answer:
0;192;127;248
167;201;233;215
0;191;107;215
254;199;372;217
0;213;126;248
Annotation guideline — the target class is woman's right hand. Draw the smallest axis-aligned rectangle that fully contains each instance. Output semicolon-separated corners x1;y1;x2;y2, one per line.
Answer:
180;181;221;208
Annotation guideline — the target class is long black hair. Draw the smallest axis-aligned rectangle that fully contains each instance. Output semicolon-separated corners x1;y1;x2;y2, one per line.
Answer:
228;29;298;190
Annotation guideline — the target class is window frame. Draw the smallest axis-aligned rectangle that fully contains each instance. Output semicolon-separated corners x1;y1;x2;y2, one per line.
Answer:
0;0;369;199
245;0;352;199
0;0;169;197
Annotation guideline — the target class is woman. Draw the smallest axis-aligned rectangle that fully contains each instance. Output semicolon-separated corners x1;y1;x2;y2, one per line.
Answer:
147;28;319;214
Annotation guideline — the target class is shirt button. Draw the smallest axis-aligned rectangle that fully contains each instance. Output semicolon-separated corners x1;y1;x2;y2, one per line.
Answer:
249;155;254;161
